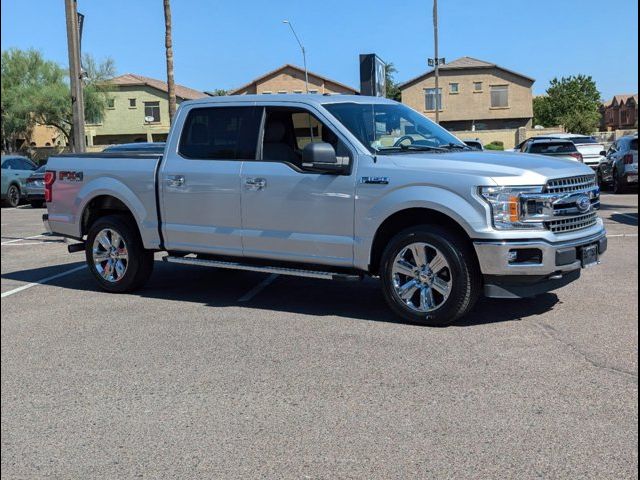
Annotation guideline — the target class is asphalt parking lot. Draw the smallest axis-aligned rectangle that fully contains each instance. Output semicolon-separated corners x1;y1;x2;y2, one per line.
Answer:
1;194;638;479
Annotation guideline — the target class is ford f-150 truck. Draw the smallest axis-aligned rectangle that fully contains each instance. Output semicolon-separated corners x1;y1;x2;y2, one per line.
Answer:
43;95;607;326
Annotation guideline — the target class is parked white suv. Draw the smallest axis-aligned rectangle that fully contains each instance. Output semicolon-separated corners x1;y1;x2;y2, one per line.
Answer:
515;134;606;169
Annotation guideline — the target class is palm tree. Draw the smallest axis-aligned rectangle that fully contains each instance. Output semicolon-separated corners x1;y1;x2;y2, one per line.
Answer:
163;0;176;124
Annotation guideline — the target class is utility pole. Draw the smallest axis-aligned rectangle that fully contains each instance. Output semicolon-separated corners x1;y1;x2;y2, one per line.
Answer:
64;0;86;152
163;0;177;124
433;0;440;124
283;20;309;93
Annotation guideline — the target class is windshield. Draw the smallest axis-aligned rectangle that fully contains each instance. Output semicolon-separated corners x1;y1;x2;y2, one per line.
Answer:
324;102;465;154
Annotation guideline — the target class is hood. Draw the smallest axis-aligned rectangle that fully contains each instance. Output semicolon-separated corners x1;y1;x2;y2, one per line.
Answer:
386;150;595;186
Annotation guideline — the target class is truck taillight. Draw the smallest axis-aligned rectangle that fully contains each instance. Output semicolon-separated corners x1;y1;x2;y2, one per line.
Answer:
571;152;583;162
623;153;634;165
44;171;55;203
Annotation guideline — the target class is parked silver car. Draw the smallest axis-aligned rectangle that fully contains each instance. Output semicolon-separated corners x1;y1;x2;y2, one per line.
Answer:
1;154;37;207
25;165;47;208
521;138;584;162
597;135;638;193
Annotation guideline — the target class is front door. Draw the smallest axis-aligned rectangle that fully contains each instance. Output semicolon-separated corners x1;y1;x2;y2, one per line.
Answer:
240;106;357;267
161;105;261;255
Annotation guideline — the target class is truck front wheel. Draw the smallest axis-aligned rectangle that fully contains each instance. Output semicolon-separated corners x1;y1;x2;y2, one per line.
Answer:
380;225;481;327
85;215;154;293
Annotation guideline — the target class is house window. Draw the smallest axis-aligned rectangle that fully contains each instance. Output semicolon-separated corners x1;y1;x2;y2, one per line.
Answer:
277;90;288;94
129;98;137;108
449;83;459;94
144;101;161;123
107;98;115;108
308;89;319;94
294;90;304;94
424;88;443;111
490;85;509;108
474;82;483;92
261;91;272;95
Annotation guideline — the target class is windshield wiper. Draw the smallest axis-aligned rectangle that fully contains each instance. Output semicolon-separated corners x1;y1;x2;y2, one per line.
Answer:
441;143;472;151
376;144;447;154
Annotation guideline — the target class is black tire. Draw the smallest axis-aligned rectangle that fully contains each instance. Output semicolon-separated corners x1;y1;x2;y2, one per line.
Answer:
380;225;481;327
29;200;45;209
85;214;154;293
4;184;21;208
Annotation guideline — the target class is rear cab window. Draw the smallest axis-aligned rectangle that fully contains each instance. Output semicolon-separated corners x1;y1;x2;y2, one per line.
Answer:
179;107;261;160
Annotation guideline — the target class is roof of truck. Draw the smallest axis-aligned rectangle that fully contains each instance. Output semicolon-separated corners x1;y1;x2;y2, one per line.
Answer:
181;94;398;108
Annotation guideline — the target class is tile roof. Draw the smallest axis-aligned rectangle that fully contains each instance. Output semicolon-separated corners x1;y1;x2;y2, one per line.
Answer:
108;73;207;100
399;56;535;89
610;94;638;105
228;64;358;95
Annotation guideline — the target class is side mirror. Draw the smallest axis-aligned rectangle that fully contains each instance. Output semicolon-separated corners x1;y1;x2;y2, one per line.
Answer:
302;142;344;173
600;151;607;157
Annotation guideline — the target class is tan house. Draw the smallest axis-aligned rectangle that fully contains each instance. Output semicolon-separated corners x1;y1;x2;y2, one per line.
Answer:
601;94;638;131
228;64;358;96
399;57;535;130
86;73;207;145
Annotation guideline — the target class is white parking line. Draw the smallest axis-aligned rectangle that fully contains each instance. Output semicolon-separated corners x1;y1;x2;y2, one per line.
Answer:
1;242;51;246
1;265;87;298
238;274;279;302
1;234;48;245
608;233;638;238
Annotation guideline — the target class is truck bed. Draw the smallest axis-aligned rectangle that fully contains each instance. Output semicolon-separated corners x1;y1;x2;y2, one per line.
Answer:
45;152;164;249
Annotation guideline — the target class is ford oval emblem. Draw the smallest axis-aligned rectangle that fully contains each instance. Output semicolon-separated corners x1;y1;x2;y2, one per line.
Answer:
577;195;591;213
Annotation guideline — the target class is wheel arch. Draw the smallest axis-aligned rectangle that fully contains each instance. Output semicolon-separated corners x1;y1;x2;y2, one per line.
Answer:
80;194;137;237
369;207;477;275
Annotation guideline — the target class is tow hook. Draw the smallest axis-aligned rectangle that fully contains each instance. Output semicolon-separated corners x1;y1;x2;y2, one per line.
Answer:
67;242;86;253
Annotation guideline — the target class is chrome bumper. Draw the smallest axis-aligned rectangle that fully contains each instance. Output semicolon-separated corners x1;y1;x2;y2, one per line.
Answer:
474;228;607;276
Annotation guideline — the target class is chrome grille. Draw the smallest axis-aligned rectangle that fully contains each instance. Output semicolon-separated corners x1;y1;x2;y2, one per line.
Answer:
546;212;598;233
545;175;597;194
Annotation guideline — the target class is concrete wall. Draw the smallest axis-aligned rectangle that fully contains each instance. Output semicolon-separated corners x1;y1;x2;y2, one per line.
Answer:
401;67;534;126
451;127;564;149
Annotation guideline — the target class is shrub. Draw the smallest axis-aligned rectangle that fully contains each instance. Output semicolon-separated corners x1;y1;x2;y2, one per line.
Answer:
485;141;504;151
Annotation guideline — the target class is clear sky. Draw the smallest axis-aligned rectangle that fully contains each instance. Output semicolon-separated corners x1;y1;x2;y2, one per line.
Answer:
1;0;638;99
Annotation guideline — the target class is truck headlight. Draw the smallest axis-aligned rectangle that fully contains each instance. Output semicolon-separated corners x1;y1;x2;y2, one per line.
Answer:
480;186;545;230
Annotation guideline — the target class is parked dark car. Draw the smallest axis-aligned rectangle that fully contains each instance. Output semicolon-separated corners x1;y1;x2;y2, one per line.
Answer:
102;142;166;154
1;154;38;207
597;135;638;194
522;139;584;162
25;164;47;208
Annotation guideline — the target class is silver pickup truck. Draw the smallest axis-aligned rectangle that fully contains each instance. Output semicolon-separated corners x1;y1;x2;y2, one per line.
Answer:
44;95;607;326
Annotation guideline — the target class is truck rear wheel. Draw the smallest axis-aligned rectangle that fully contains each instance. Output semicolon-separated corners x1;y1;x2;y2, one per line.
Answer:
85;215;154;293
380;225;481;327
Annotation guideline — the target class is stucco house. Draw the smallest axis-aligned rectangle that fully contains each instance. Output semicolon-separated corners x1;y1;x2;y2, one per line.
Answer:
399;57;535;131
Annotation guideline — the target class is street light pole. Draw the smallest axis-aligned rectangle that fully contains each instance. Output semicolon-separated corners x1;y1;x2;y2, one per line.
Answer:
433;0;440;124
64;0;86;152
283;20;309;93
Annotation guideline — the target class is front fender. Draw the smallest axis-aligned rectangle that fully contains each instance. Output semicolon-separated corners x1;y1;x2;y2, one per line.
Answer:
354;185;489;270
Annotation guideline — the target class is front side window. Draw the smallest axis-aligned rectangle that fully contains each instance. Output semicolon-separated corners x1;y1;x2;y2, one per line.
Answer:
179;106;261;160
424;88;443;111
144;101;161;123
261;107;350;168
491;85;509;108
324;102;465;154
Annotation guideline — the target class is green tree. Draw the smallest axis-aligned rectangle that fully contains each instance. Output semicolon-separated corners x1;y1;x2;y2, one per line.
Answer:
208;89;229;96
533;75;601;134
385;62;402;101
1;48;114;151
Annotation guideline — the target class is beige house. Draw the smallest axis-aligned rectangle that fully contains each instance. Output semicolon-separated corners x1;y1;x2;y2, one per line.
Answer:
228;64;358;96
86;73;207;146
400;57;535;130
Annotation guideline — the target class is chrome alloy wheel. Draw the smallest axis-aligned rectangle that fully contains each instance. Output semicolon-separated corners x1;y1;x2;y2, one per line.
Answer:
391;242;453;313
92;228;129;283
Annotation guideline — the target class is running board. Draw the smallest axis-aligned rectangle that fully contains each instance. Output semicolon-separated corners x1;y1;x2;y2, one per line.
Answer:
163;255;362;281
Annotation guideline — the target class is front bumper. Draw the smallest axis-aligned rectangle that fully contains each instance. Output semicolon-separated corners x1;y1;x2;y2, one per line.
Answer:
474;227;607;298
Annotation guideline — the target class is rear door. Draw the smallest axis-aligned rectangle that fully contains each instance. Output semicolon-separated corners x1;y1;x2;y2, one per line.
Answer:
160;104;261;255
240;104;357;267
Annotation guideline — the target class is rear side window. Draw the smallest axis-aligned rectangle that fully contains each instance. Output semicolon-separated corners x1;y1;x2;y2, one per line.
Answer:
631;138;638;151
179;107;261;160
530;142;577;154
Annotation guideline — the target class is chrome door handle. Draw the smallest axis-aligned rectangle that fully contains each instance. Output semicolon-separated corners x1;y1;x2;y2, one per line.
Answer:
244;178;266;191
166;175;185;187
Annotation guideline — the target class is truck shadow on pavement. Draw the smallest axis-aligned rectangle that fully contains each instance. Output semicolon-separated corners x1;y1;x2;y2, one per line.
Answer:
609;212;638;226
2;261;560;327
